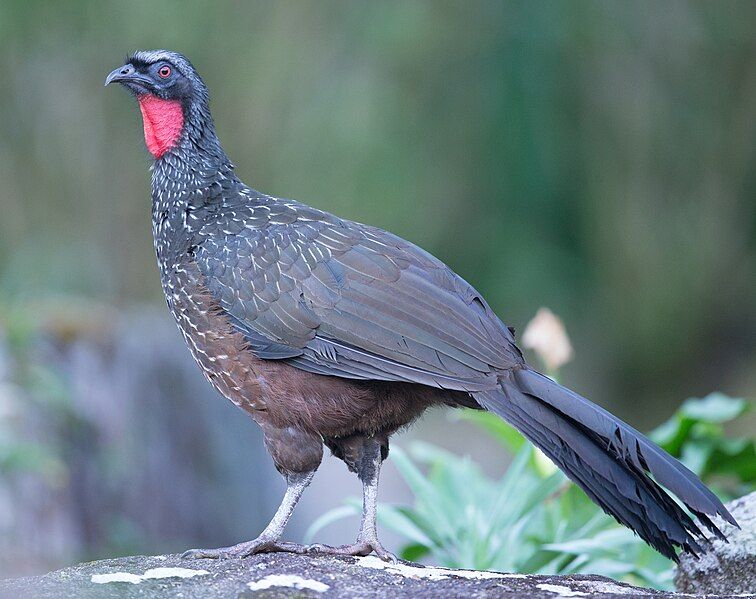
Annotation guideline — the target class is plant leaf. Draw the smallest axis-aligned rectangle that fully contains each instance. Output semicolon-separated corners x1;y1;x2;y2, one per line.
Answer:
400;542;431;562
459;410;526;453
680;394;747;423
304;504;358;543
377;504;437;548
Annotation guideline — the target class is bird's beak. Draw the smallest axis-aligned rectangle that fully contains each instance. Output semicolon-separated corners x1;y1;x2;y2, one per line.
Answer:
104;64;152;87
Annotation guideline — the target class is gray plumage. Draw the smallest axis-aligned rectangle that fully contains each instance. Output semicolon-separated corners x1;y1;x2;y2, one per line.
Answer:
107;49;736;562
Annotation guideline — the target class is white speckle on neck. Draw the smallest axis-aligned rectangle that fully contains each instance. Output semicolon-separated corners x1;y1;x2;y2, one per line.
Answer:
247;574;329;592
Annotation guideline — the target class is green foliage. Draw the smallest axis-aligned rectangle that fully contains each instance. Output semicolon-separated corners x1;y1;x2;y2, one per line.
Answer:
0;303;87;488
1;1;755;422
0;440;65;482
650;393;753;498
311;393;752;590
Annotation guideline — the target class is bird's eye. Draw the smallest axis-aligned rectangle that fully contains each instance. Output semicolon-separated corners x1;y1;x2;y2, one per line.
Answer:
158;65;172;78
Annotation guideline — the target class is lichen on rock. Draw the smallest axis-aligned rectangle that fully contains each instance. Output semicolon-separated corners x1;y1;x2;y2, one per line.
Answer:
0;552;677;598
675;490;756;595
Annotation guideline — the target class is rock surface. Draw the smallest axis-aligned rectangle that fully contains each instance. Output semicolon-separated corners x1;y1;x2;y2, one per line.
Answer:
0;552;671;598
675;490;756;596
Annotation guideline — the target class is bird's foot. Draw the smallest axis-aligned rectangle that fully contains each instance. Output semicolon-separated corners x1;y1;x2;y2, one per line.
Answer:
182;538;309;560
306;537;397;562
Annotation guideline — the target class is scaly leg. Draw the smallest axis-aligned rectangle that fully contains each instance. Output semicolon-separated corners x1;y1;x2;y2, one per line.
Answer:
183;423;323;559
182;470;314;559
309;437;397;562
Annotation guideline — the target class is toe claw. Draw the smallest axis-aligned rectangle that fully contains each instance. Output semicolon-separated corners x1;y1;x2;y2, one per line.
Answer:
305;543;329;554
181;538;311;560
180;546;241;560
272;542;309;554
374;547;398;563
301;539;396;561
181;548;215;560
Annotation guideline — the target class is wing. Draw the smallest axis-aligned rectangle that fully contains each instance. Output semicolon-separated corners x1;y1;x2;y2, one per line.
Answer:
195;193;521;392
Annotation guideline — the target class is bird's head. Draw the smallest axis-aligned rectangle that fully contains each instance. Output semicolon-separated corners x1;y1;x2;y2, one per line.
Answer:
106;50;214;159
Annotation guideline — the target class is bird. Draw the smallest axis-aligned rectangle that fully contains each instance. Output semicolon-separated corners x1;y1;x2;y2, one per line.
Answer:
106;50;735;563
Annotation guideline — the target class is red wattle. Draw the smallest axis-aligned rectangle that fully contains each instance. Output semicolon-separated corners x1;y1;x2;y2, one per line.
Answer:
137;95;184;158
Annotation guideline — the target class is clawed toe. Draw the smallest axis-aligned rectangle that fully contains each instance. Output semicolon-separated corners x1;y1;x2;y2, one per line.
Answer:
181;539;312;560
271;541;310;554
305;540;397;562
181;547;250;560
181;539;269;560
182;547;233;560
372;545;398;563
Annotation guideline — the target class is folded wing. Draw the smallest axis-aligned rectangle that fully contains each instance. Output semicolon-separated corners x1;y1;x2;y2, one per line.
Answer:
195;196;521;391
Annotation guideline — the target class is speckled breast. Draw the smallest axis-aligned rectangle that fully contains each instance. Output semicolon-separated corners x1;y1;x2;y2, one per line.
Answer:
160;251;265;416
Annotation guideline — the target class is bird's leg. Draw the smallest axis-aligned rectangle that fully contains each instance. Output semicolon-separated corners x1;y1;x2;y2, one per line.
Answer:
182;470;315;559
183;424;323;559
309;436;397;562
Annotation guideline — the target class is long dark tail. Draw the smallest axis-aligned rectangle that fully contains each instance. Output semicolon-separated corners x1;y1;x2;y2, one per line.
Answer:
473;367;737;560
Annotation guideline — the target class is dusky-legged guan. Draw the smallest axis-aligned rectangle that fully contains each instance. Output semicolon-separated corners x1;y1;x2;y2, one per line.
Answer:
106;50;735;562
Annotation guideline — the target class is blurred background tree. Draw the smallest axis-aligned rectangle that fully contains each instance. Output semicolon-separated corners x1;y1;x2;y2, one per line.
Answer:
0;0;753;578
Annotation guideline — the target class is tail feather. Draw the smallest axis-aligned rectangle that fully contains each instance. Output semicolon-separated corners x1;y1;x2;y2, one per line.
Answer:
473;368;736;560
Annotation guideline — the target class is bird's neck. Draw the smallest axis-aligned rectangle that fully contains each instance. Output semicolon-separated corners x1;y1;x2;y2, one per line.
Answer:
150;100;238;201
179;101;229;164
149;102;243;263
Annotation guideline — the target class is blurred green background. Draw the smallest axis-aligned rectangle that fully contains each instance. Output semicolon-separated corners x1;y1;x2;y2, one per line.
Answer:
0;0;753;578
